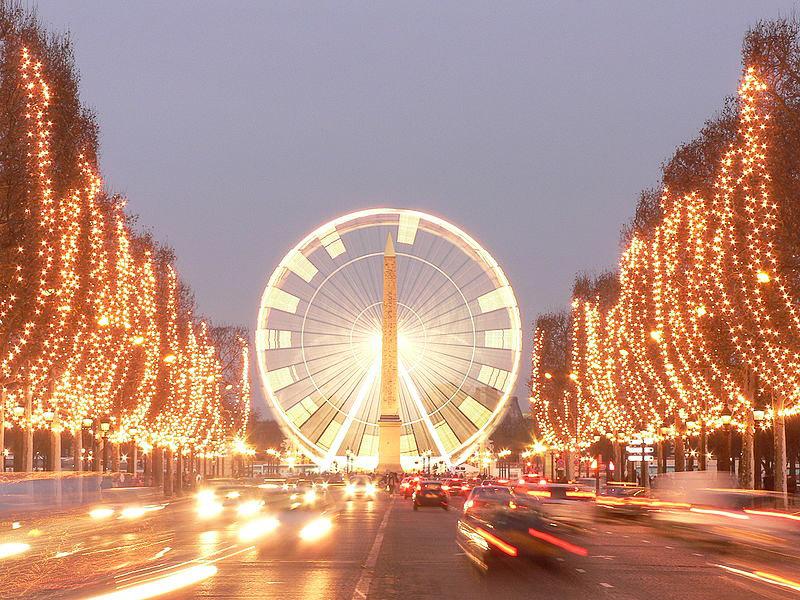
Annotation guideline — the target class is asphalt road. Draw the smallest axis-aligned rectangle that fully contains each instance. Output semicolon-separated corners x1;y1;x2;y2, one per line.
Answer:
0;488;797;599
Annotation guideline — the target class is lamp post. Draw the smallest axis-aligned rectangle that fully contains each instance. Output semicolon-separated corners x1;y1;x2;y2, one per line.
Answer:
591;457;600;495
0;387;5;473
720;405;733;474
659;423;670;474
752;408;765;489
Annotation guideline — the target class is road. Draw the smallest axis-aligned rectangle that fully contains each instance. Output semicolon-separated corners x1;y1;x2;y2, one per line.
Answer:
0;488;797;599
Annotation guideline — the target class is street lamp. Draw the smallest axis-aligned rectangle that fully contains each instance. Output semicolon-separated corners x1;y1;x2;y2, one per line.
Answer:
13;406;24;418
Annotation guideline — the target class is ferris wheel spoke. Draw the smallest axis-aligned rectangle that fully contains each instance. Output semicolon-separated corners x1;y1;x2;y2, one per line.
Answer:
307;284;372;327
321;358;380;468
397;243;456;309
405;262;482;324
399;359;452;465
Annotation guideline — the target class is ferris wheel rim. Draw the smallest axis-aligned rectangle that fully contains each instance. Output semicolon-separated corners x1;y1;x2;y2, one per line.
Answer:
255;207;523;465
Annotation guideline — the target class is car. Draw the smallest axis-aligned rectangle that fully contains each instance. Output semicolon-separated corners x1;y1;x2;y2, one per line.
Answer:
401;476;421;499
595;485;648;520
457;500;588;573
517;483;596;527
441;478;468;497
463;485;518;514
345;475;378;498
194;484;265;521
413;480;449;510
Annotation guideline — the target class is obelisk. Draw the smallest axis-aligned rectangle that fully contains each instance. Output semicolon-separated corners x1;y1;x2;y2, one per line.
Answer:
377;234;402;472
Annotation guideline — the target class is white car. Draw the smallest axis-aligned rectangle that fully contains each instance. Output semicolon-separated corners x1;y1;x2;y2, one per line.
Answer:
345;475;377;498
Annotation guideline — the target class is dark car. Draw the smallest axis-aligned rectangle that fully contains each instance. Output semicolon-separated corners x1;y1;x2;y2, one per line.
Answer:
457;501;588;572
413;480;449;510
595;485;648;520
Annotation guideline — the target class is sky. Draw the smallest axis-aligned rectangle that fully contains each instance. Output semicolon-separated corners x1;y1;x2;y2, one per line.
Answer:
30;1;800;416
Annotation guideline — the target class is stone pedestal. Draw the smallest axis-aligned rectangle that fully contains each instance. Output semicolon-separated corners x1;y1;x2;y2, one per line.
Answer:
378;416;402;472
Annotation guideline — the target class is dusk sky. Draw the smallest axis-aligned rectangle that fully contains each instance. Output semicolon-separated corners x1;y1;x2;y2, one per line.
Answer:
32;1;799;415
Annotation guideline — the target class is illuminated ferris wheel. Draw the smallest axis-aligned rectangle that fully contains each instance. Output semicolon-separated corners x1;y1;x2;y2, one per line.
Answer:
256;209;521;470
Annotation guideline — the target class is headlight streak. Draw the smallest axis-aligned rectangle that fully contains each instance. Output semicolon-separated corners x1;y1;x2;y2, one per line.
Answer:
0;542;31;560
235;500;264;518
89;507;115;520
82;564;218;600
689;507;750;520
299;516;333;542
120;506;146;520
743;509;800;522
238;516;280;542
196;501;224;519
718;564;800;592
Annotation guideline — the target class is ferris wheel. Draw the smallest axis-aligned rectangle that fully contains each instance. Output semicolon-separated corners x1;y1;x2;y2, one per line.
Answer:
256;209;521;471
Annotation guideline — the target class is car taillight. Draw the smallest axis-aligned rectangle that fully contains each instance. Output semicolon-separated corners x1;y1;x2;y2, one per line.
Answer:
461;485;470;490
401;482;409;488
476;527;518;557
464;500;474;510
442;485;450;491
415;485;421;491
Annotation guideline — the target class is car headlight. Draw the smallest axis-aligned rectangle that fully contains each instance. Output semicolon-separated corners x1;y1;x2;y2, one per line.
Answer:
226;491;241;500
236;500;263;518
299;516;333;542
197;500;224;519
304;490;317;504
365;483;377;495
346;484;356;495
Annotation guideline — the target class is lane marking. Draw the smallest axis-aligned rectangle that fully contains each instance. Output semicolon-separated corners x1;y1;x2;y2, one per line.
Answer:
599;582;614;588
352;498;394;600
576;568;586;573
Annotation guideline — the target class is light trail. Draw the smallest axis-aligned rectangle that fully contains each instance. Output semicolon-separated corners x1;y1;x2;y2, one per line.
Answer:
82;564;217;600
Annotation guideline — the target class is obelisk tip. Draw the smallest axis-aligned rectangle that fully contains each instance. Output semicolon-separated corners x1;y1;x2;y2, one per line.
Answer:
384;233;395;257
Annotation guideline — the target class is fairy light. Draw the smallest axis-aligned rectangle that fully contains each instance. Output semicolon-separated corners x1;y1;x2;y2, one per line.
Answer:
0;44;250;456
531;65;799;445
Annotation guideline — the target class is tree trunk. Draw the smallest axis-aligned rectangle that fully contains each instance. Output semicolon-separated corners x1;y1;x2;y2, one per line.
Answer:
50;427;61;471
73;429;82;471
111;443;120;472
22;385;33;472
674;436;685;472
739;411;755;489
773;393;788;508
0;389;6;472
699;424;707;471
153;448;163;486
164;449;174;496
